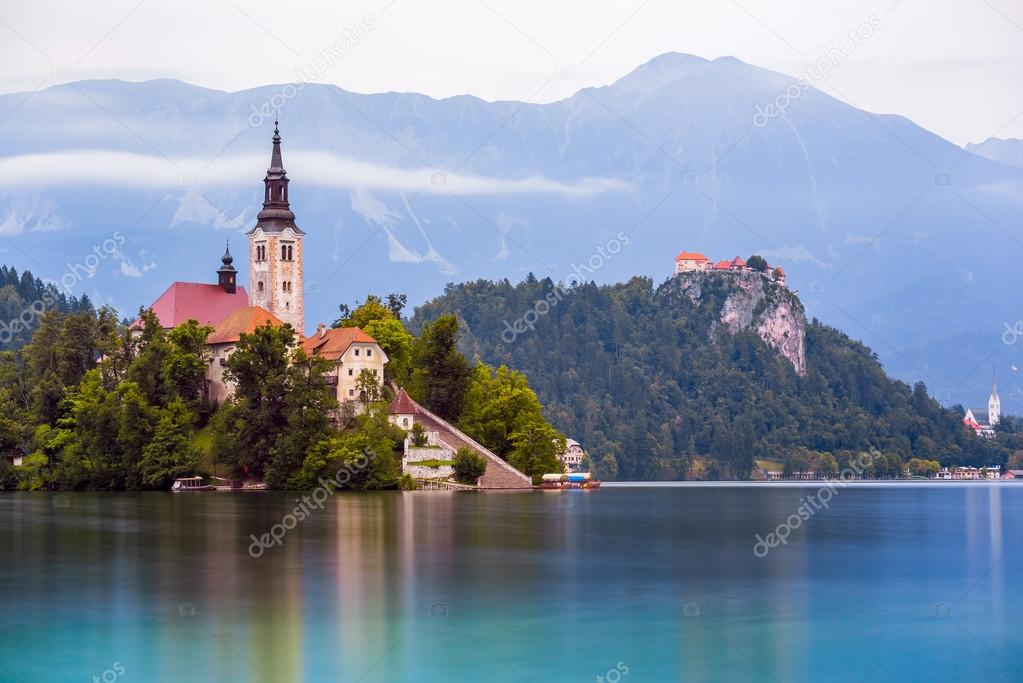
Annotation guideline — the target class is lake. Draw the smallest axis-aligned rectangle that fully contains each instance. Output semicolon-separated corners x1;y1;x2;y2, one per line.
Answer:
2;484;1021;682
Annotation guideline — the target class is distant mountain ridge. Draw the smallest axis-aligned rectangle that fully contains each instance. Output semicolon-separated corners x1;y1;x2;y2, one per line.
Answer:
966;137;1023;169
0;52;1020;411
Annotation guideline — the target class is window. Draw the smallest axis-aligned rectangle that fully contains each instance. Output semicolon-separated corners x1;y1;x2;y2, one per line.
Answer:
348;389;354;397
367;349;372;357
354;348;360;356
402;418;409;427
280;244;294;261
348;368;353;376
257;281;264;293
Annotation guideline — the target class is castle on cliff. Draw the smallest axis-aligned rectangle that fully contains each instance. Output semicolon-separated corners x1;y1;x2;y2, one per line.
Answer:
674;250;786;286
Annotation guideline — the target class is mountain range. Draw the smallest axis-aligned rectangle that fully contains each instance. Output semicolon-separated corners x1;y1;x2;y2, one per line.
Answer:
0;52;1021;411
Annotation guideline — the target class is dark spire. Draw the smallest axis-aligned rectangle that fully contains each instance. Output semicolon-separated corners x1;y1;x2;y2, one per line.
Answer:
270;115;284;171
221;240;234;268
217;239;237;293
249;117;303;235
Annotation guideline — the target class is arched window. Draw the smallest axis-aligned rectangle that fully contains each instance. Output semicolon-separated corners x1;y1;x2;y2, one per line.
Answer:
257;281;264;293
282;244;287;260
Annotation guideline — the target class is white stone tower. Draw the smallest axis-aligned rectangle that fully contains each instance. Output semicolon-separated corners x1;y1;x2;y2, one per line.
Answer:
989;368;1001;426
247;118;304;333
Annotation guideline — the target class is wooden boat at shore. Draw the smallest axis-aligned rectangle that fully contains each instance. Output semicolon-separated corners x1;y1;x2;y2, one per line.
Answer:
171;476;214;492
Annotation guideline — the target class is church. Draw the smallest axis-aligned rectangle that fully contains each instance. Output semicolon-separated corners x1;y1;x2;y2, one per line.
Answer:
141;120;386;406
964;371;1001;438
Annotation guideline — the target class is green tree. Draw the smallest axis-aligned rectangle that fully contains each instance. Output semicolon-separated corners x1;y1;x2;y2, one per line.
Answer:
747;255;768;272
410;422;428;447
355;367;382;403
265;349;338;488
409;313;470;421
139;399;199;489
452;446;487;485
222;323;296;478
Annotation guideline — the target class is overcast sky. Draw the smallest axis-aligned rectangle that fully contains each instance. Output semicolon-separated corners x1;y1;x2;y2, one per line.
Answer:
2;0;1021;145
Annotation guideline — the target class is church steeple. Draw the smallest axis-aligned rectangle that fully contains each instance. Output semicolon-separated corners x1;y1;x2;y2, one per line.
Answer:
247;117;306;334
253;117;302;234
989;366;1001;426
217;240;237;293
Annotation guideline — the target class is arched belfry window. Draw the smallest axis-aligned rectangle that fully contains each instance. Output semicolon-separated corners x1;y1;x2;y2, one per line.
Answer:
257;281;264;293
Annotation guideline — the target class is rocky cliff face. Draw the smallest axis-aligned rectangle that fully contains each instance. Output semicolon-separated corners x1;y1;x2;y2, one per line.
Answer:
672;270;807;375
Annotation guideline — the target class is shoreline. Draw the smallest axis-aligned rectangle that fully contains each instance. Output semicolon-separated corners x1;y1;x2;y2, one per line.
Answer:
603;479;1018;487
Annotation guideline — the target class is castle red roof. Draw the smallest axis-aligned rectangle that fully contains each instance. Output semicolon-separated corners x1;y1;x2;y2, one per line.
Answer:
730;256;747;268
388;388;421;415
675;251;709;262
140;282;249;329
206;306;286;345
713;260;731;270
301;326;378;361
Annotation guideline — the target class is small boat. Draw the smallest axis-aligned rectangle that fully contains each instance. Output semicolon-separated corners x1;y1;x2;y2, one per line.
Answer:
171;476;215;492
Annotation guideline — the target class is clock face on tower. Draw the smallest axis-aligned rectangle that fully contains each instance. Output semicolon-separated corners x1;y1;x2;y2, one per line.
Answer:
246;119;305;334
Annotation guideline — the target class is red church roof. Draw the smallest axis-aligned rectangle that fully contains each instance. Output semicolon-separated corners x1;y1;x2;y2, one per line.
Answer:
675;251;709;262
142;282;249;329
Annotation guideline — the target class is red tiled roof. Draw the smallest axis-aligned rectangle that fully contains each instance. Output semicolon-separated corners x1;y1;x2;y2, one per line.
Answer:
675;251;709;262
206;306;286;345
301;326;377;361
713;260;731;270
139;282;249;329
730;256;747;268
388;387;421;415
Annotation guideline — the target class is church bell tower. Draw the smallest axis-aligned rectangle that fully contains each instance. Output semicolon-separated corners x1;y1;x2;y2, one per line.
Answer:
247;118;305;333
989;368;1001;426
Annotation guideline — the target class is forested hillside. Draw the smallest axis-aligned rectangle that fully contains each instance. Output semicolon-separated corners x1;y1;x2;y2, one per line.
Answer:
0;266;93;350
412;274;1021;480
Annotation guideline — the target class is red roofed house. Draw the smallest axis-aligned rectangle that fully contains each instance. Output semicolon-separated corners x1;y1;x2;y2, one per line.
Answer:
302;325;388;409
205;306;288;403
712;260;732;270
674;250;710;274
730;256;747;270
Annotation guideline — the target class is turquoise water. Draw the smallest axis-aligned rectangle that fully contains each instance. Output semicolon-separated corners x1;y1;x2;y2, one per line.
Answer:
1;484;1021;682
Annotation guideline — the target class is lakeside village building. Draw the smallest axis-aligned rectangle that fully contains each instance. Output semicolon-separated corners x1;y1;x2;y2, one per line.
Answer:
138;121;534;488
963;371;1001;439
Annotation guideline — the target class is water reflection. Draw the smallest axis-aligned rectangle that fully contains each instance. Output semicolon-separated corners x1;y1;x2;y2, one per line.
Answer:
1;486;1021;682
